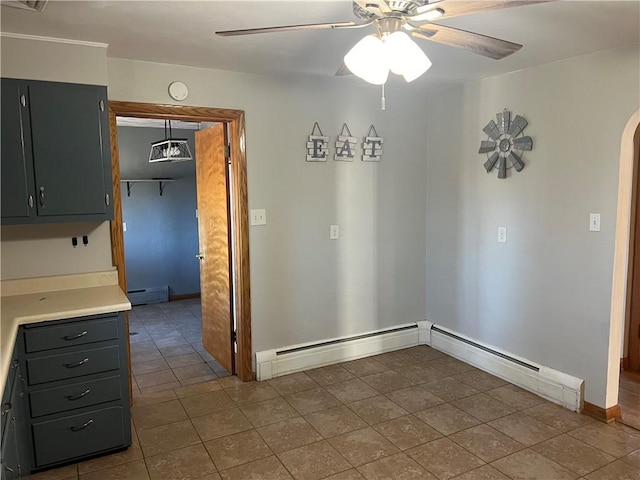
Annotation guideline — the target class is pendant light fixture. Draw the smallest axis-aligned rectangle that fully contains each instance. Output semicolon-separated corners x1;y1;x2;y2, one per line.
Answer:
149;120;193;163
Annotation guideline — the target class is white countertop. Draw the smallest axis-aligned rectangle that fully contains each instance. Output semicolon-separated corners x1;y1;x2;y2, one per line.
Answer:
0;270;131;393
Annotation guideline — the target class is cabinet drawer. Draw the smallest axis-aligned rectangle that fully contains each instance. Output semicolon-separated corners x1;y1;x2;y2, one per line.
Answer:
29;375;122;418
32;406;125;467
26;346;121;385
24;317;118;353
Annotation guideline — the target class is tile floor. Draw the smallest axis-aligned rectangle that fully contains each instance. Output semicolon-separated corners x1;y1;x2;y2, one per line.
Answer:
31;338;640;480
127;300;231;395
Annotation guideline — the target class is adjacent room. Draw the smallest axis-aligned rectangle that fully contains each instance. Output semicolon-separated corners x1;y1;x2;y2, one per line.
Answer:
0;1;639;479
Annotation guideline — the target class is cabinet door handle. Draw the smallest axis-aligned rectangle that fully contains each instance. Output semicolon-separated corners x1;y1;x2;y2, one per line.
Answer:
39;186;45;208
66;389;91;401
64;358;89;368
62;331;88;341
105;193;110;206
99;100;104;112
70;419;94;432
20;94;26;107
28;195;34;208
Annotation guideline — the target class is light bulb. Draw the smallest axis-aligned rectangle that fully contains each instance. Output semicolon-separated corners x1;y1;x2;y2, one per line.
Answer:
344;35;389;85
383;32;431;82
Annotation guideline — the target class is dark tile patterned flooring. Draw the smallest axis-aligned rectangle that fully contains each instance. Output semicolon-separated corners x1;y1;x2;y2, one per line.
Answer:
127;300;231;395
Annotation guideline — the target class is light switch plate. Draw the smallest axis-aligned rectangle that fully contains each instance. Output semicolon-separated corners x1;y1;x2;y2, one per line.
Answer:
589;213;601;232
251;209;266;226
497;226;507;243
123;222;127;232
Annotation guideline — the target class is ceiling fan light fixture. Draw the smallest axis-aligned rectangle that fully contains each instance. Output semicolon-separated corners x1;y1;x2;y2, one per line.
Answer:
384;31;431;82
344;34;390;85
386;33;431;82
345;30;431;84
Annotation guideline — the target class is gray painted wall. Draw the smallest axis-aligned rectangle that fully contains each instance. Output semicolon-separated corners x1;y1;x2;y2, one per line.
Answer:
108;59;429;354
117;126;200;296
5;35;638;410
424;44;640;406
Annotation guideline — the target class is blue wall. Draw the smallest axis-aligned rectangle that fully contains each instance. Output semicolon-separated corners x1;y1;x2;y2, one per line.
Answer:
118;125;200;296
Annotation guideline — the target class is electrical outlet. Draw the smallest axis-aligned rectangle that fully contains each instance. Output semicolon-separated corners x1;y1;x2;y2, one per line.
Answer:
330;224;339;240
589;213;601;232
250;209;267;226
497;226;507;243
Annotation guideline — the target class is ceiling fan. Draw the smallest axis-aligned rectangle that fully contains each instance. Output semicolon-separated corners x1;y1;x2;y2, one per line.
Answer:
216;0;552;85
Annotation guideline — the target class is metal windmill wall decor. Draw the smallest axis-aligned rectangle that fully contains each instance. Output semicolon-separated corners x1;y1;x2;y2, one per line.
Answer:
478;108;533;179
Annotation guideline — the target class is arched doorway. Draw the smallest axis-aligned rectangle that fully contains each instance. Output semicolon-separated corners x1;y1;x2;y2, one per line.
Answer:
609;110;640;428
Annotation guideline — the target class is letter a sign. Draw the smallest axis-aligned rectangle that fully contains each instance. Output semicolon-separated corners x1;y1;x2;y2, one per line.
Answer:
335;123;357;161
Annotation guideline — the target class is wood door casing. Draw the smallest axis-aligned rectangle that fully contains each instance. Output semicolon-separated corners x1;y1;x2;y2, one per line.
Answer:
629;124;640;371
107;109;132;404
108;101;252;382
195;124;234;373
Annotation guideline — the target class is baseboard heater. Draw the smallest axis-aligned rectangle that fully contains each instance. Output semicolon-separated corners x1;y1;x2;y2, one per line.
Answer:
255;320;583;412
127;286;169;306
256;323;425;381
428;324;583;412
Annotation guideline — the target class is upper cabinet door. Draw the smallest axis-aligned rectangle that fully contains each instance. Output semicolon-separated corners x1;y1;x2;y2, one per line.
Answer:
28;82;110;217
1;78;36;219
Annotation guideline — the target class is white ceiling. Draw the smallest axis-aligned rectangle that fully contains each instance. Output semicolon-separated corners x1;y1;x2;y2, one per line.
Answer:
1;1;639;91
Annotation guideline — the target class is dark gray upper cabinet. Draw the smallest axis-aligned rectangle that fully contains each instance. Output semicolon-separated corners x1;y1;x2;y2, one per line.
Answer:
1;78;113;225
1;79;35;220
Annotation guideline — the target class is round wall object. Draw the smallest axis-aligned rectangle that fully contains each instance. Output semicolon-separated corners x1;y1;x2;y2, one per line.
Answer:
168;81;189;101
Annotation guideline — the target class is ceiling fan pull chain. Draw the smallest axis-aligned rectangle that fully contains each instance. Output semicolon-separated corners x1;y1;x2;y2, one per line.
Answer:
381;83;386;111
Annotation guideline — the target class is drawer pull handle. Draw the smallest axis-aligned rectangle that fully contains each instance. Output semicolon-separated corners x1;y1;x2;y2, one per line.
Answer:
64;358;89;368
66;389;91;401
62;331;88;341
70;419;94;432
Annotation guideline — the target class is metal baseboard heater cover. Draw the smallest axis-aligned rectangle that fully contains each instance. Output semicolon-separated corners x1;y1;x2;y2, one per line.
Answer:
428;324;584;412
127;286;169;306
255;320;584;412
256;323;425;381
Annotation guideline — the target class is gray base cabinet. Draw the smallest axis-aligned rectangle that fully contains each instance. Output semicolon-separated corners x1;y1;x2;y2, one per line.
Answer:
1;312;131;476
1;78;113;225
1;355;30;479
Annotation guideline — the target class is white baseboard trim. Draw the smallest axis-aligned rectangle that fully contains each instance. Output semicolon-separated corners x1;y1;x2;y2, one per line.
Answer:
255;321;584;412
255;323;421;381
428;325;584;412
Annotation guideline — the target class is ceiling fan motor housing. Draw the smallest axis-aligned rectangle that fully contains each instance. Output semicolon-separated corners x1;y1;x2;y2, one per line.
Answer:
353;0;430;20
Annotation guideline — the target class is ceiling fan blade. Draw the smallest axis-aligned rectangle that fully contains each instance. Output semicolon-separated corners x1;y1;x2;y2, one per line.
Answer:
412;0;555;21
410;23;522;59
335;63;352;76
216;21;359;37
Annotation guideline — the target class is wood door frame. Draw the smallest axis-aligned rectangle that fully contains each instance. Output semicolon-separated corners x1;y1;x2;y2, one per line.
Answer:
626;123;640;371
107;101;253;382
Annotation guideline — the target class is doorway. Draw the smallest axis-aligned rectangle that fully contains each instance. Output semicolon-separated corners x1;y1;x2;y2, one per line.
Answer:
107;101;252;383
620;121;640;429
